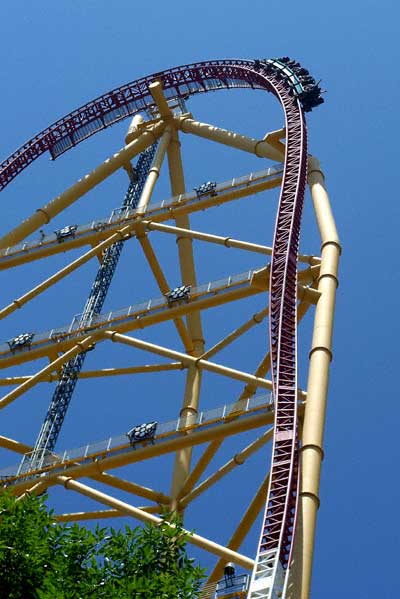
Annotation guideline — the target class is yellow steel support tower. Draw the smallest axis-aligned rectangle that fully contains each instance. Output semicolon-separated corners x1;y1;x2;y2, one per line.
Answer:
0;59;338;599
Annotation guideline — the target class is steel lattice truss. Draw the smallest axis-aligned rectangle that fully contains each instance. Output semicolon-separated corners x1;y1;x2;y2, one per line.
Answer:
0;58;340;599
30;144;158;470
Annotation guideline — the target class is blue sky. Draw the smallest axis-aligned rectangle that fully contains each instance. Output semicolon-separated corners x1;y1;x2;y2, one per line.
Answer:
0;2;399;597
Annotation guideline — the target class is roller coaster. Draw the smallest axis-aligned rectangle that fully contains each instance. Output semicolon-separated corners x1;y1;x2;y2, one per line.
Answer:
0;58;340;598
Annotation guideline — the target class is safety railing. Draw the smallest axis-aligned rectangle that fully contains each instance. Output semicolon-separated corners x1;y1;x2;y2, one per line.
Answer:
0;164;283;263
201;574;250;598
0;268;259;359
0;393;272;482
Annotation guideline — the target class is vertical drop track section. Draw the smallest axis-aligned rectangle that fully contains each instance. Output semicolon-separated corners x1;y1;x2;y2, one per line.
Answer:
0;59;323;598
248;65;308;599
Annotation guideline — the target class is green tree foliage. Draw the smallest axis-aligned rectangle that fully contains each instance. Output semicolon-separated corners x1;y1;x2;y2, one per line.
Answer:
0;492;205;598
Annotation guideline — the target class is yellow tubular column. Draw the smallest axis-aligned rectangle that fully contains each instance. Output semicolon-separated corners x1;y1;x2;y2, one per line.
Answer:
300;157;341;599
136;233;193;351
58;476;255;570
201;307;269;360
91;472;169;505
15;480;50;501
122;115;144;180
0;122;165;249
179;442;221;498
55;507;161;522
179;428;273;508
56;510;126;522
0;435;32;454
106;331;275;390
124;114;145;145
0;334;102;410
0;225;134;320
144;221;274;256
0;363;182;385
148;85;205;484
167;126;205;510
135;126;172;215
178;117;284;162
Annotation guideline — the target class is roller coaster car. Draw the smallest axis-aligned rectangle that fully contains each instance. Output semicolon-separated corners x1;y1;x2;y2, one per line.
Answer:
269;57;325;112
296;67;310;76
194;181;217;197
276;57;300;69
165;285;191;306
7;332;35;352
55;224;78;242
299;87;325;112
126;421;158;447
299;75;316;86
